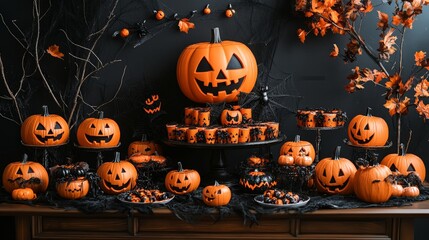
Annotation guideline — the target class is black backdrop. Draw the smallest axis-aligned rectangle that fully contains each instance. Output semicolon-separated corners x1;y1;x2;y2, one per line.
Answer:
1;0;429;239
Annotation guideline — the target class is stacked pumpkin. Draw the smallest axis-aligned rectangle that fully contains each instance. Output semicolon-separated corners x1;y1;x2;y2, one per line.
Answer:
127;135;166;168
51;162;90;200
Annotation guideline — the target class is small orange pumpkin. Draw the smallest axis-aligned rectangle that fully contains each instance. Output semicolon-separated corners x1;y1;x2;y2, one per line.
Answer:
165;162;200;195
380;143;426;182
120;28;129;38
203;4;211;15
391;181;404;197
2;154;49;193
278;135;315;166
348;107;389;146
176;27;257;103
11;188;37;201
315;146;357;195
154;10;165;20
21;105;70;146
202;181;232;207
97;152;137;195
76;111;121;148
402;185;420;197
225;4;235;18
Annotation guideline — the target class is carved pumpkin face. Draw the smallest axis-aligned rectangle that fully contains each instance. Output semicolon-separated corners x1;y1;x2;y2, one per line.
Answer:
56;178;89;200
127;136;160;157
143;95;162;114
278;135;315;166
221;109;243;126
177;27;257;103
198;110;211;127
380;144;426;182
97;152;137;195
239;169;277;193
21;105;69;146
204;128;217;144
165;162;200;195
348;107;389;146
202;181;232;206
227;127;239;143
315;146;357;195
77;111;121;148
2;154;49;193
354;164;393;203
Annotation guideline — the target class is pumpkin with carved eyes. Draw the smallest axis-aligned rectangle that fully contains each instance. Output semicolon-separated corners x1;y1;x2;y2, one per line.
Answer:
56;178;90;200
354;164;393;203
221;109;243;126
2;154;49;193
177;27;257;103
143;95;162;114
315;146;357;195
127;135;161;157
97;152;137;195
348;107;389;147
239;169;277;193
380;143;426;182
278;135;315;166
165;162;200;195
77;111;120;148
21;105;70;146
202;181;231;207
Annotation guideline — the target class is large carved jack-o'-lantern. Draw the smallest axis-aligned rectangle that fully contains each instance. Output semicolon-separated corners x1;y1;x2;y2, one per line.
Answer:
97;152;137;195
315;146;357;195
348;107;389;147
177;27;258;103
77;111;121;148
21;105;70;146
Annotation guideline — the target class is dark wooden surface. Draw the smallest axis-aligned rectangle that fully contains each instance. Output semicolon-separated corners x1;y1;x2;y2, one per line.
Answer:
1;200;429;240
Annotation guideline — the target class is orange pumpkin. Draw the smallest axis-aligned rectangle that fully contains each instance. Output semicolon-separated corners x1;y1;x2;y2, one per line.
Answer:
315;146;357;195
97;152;137;195
119;28;129;38
76;111;120;148
154;10;165;20
127;135;161;157
221;108;243;126
2;154;49;193
56;178;90;200
202;181;232;207
21;105;70;146
391;181;404;197
348;107;389;146
11;188;37;201
239;169;277;193
165;162;200;195
203;4;211;15
402;185;420;197
380;143;426;182
278;135;315;166
353;164;393;203
176;27;257;103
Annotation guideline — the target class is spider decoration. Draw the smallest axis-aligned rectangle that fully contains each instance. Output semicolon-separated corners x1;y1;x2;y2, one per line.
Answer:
238;65;302;122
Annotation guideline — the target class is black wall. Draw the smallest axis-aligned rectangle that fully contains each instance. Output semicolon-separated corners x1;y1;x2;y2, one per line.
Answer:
1;0;429;239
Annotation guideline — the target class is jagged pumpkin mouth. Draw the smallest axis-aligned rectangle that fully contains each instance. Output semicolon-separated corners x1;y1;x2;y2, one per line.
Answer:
36;132;64;142
196;77;244;96
317;177;350;192
85;134;113;143
104;179;131;191
350;131;374;144
169;184;190;193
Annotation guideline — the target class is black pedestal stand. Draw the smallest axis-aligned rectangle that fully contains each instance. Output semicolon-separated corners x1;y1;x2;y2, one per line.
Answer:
299;126;343;162
21;141;68;169
74;143;121;170
343;139;392;163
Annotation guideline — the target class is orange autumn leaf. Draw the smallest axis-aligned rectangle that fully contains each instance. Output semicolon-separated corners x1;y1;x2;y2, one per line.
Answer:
373;69;387;83
46;44;64;60
392;15;402;25
414;51;426;66
330;44;339;57
384;97;410;116
377;11;389;31
178;18;195;33
416;100;429;119
385;73;402;89
414;79;429;97
384;98;398;116
295;0;307;11
297;28;306;43
311;0;326;14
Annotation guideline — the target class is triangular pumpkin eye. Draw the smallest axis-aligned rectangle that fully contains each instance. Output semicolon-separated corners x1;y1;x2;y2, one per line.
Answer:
17;168;23;175
226;54;243;69
352;123;357;129
107;170;112;174
390;164;398;172
197;57;213;72
206;189;210;193
323;169;326;177
184;176;189;180
105;124;110;128
28;167;35;173
37;123;46;130
121;168;126;173
90;124;96;128
364;124;369;130
54;122;62;129
407;164;416;172
217;190;222;194
339;169;344;176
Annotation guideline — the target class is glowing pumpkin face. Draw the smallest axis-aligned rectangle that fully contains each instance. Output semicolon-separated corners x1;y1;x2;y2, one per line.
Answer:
21;105;69;146
177;27;257;103
348;107;389;146
77;111;120;148
165;162;200;195
2;154;49;193
315;146;357;195
143;95;162;114
97;152;137;195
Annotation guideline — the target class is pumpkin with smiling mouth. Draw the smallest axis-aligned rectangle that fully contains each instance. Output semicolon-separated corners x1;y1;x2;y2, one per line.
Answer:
315;146;357;195
347;107;389;147
177;27;257;103
76;111;121;148
97;152;137;195
165;162;200;195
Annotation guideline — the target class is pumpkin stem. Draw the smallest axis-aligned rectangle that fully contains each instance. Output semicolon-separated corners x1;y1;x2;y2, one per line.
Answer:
294;135;301;142
211;27;222;44
365;107;372;117
205;4;210;8
177;162;184;172
114;152;121;163
22;153;29;163
98;111;104;119
333;146;341;160
214;180;219;186
42;105;49;116
399;143;405;156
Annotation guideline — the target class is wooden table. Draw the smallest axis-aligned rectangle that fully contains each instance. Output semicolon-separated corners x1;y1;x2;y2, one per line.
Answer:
1;200;429;240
